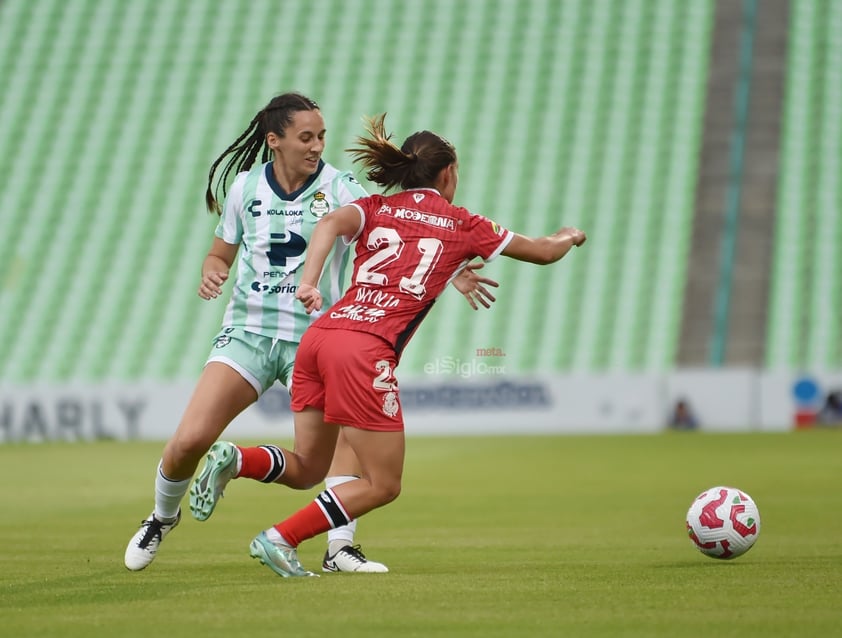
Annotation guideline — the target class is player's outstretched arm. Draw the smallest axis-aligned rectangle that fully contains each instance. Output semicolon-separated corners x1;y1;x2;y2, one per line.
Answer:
501;227;586;265
296;205;363;314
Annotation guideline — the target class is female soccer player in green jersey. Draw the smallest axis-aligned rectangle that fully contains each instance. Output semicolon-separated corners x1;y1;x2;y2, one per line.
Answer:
183;114;585;578
124;93;498;573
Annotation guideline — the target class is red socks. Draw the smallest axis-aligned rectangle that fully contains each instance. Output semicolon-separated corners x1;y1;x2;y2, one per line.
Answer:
237;444;286;483
275;489;351;547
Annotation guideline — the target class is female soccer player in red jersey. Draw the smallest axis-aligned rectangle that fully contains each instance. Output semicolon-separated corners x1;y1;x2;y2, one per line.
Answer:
123;95;497;575
196;114;586;577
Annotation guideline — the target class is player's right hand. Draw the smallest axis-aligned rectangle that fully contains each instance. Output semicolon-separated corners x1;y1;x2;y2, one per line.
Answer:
296;283;323;314
557;227;587;247
198;271;228;300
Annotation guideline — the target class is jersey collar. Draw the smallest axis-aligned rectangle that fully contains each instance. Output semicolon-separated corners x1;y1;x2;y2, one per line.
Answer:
265;160;325;201
407;187;441;197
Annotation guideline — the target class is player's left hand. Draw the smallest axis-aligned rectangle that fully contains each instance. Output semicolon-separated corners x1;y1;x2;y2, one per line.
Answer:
296;283;323;314
452;261;499;310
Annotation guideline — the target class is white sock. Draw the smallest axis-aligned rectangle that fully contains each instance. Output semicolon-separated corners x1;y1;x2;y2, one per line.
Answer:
265;527;291;547
325;475;358;554
154;460;190;521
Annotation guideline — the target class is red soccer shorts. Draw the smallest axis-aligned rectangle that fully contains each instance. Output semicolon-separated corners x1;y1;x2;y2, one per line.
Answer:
290;327;404;432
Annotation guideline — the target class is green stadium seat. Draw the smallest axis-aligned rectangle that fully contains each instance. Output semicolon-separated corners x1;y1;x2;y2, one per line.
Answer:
768;0;842;369
0;0;714;382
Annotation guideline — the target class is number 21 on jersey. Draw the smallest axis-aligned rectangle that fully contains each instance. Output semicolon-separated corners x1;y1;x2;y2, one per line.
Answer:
356;227;443;300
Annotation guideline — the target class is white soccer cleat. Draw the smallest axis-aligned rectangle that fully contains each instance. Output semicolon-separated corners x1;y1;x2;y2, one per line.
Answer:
322;545;389;573
124;510;181;571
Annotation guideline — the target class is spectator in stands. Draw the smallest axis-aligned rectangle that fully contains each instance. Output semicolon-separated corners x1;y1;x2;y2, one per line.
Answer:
124;93;498;574
668;398;699;431
817;390;842;425
191;113;587;577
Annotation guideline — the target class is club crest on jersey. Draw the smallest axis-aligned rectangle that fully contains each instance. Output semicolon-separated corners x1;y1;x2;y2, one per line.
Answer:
310;192;330;218
382;391;400;418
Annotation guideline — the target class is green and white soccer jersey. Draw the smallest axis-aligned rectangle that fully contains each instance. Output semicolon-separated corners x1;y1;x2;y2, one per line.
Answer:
215;160;368;342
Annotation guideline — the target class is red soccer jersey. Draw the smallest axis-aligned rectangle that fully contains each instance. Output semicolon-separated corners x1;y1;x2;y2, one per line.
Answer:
312;188;513;357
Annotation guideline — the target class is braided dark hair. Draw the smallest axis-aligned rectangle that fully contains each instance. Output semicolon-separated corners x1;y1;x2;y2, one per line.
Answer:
205;92;320;214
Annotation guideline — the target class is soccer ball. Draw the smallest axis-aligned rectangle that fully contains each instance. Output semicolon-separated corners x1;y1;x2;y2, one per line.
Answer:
686;486;760;559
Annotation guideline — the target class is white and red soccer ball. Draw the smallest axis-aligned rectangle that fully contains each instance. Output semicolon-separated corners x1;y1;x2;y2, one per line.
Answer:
686;486;760;559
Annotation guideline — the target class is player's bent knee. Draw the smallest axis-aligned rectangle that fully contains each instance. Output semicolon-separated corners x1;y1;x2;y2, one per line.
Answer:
163;434;212;470
297;475;327;490
373;480;401;506
284;459;331;490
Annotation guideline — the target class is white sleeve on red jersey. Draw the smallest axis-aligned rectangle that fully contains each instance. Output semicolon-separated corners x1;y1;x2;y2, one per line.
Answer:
468;213;514;261
341;201;368;245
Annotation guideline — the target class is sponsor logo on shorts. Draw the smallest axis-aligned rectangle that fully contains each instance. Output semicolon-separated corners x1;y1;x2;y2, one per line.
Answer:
213;328;235;349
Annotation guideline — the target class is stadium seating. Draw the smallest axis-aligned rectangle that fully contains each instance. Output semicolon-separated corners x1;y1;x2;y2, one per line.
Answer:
767;0;842;370
0;0;714;381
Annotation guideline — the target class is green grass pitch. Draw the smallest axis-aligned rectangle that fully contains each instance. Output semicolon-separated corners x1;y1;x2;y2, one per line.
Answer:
2;431;841;638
